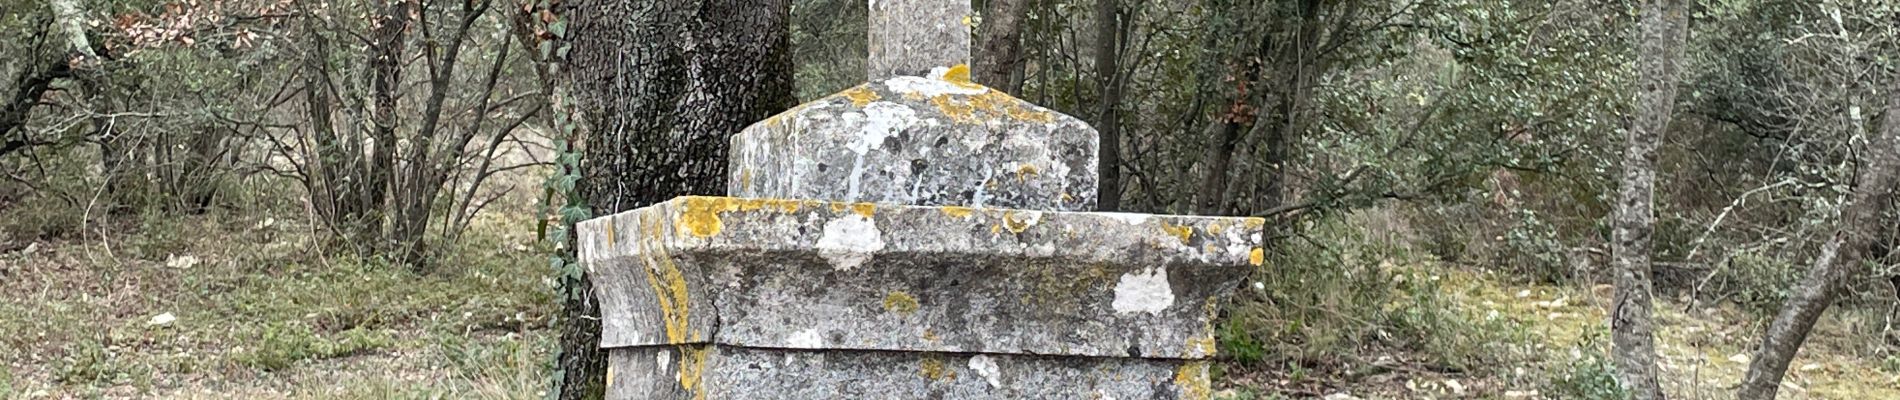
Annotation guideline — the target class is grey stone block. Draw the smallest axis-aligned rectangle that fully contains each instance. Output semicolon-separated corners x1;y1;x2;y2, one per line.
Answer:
576;196;1264;359
606;345;1214;400
729;75;1098;211
867;0;971;79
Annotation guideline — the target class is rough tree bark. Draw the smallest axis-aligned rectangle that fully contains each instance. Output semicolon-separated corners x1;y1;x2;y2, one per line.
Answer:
1093;0;1123;211
1610;0;1687;398
974;0;1028;94
556;1;794;399
1738;76;1900;400
2;0;92;159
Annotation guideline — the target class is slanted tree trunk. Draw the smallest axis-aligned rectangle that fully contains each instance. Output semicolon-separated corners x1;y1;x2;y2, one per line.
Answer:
1610;0;1687;398
974;0;1028;94
555;1;794;399
1093;0;1123;211
1738;76;1900;400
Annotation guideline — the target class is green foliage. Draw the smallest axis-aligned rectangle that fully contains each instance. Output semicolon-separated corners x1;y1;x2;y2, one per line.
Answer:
1222;212;1520;372
540;109;589;302
1217;317;1267;365
1708;251;1804;316
54;338;152;388
1540;332;1630;400
1493;207;1575;284
237;324;392;371
791;0;867;100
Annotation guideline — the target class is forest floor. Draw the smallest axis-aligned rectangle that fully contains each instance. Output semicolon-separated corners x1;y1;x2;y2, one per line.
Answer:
1218;264;1900;400
0;208;554;399
4;209;1899;399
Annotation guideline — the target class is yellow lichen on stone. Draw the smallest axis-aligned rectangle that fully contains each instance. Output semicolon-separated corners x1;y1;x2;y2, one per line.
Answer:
942;64;975;86
922;329;941;342
1001;211;1036;233
764;103;810;127
884;291;920;315
1205;222;1225;235
606;365;614;387
1249;247;1265;266
1185;297;1220;357
639;215;697;344
1174;361;1212;400
734;198;764;212
677;345;711;400
1186;335;1217;358
605;219;617;245
1024;263;1112;312
679;197;730;238
918;354;955;380
1242;217;1266;228
931;94;979;123
940;206;974;219
993;93;1056;123
738;168;753;191
1015;163;1040;182
851;202;877;218
1160;221;1193;244
841;85;882;107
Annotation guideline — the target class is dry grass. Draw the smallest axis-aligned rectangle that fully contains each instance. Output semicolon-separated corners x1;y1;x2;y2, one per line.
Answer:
0;205;555;399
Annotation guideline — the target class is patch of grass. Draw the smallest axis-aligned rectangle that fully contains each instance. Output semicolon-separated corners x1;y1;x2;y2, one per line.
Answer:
54;339;153;388
1540;332;1629;400
237;324;393;371
0;202;554;396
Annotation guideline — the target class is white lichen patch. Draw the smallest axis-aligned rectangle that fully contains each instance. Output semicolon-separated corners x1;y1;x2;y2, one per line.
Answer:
852;102;915;155
1012;210;1043;227
1097;212;1152;226
656;349;671;373
1111;267;1175;315
969;354;1002;388
884;76;987;97
1225;228;1253;262
846;102;918;201
815;215;886;271
788;328;824;348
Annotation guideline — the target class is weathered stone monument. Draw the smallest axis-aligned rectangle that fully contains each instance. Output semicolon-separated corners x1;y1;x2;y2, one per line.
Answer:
577;1;1263;398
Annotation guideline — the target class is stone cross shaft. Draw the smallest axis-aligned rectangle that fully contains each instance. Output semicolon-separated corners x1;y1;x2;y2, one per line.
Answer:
868;0;973;79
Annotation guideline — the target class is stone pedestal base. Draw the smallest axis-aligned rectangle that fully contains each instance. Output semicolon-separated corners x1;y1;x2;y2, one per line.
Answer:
608;345;1211;400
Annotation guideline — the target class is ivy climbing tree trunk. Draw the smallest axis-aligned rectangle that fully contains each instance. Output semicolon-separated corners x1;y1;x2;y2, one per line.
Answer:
1610;0;1687;399
554;0;795;399
1738;75;1900;400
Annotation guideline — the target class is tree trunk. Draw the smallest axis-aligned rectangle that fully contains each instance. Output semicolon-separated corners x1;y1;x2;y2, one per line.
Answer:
1249;0;1323;216
1610;1;1687;398
556;0;794;399
1738;77;1900;400
974;0;1028;94
4;0;90;159
360;0;409;248
1093;0;1123;211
